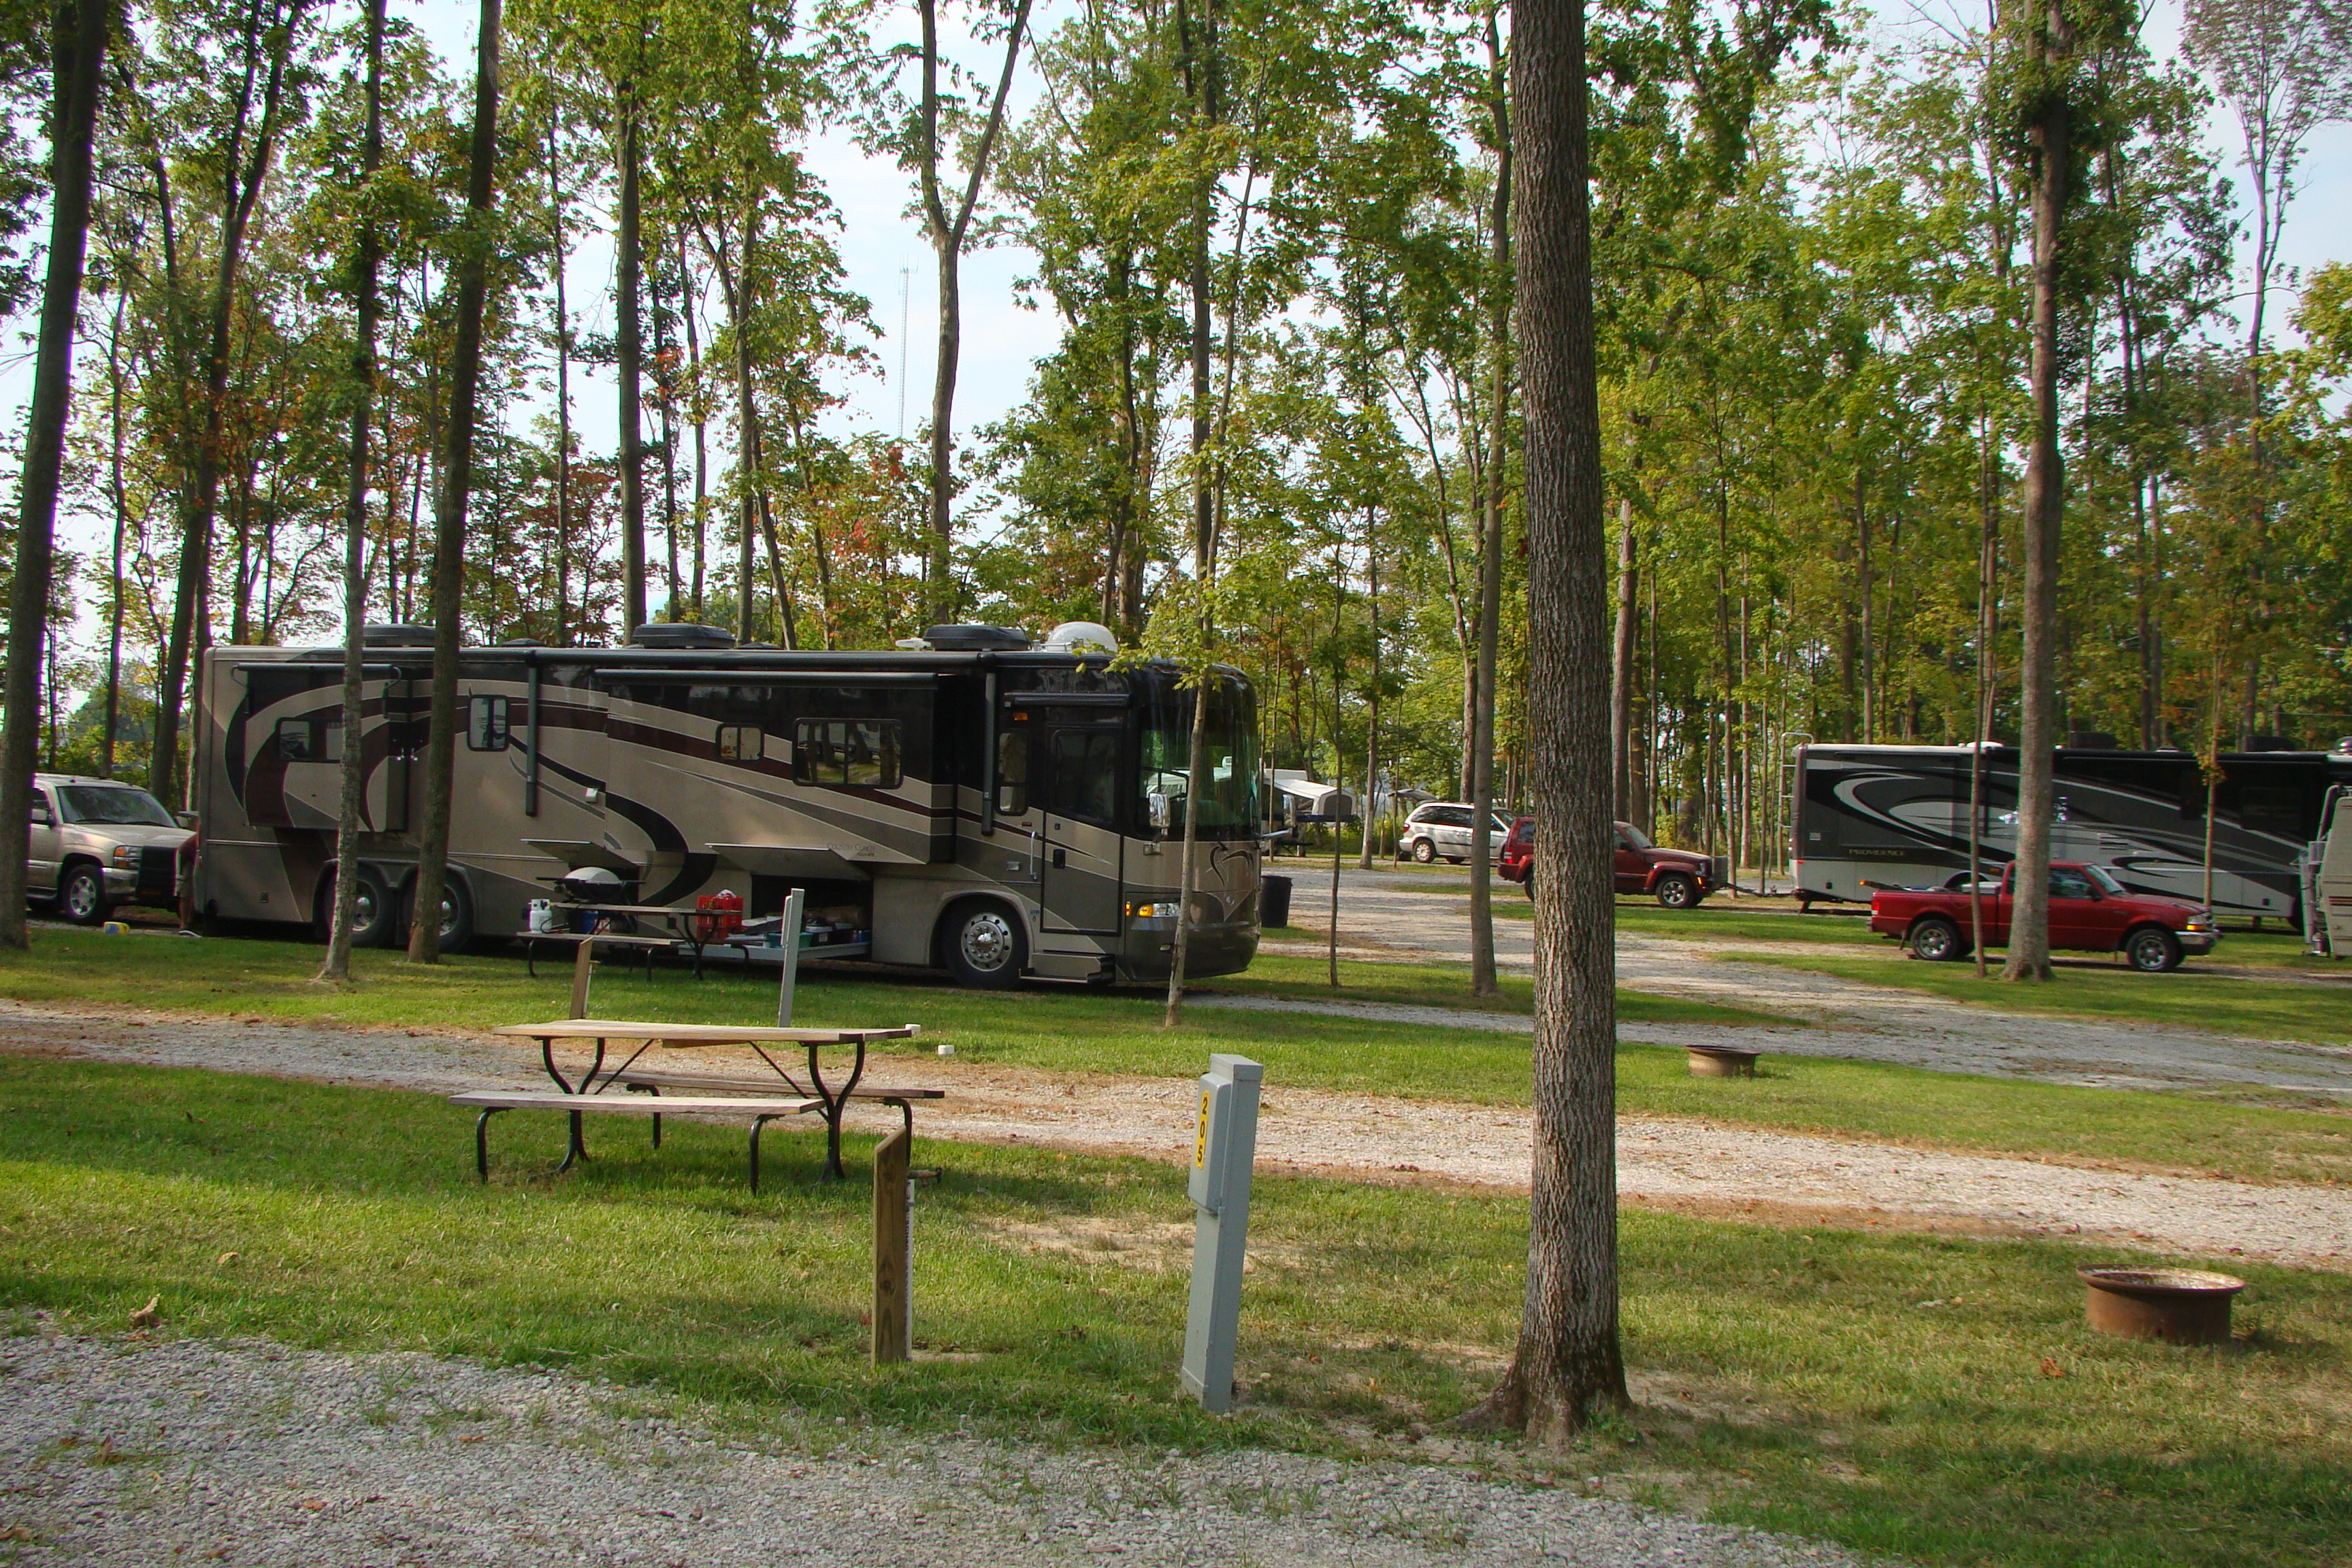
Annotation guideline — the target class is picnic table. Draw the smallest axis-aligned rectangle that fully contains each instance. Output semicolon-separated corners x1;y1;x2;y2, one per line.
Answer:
516;902;740;979
492;1017;923;1180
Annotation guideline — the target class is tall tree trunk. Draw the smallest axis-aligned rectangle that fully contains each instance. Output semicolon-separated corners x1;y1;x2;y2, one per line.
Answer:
1461;0;1624;1441
101;294;129;779
548;119;573;644
681;225;708;619
615;88;647;634
1855;462;1873;742
318;0;385;984
1358;506;1382;868
407;0;502;965
917;0;1034;626
0;0;108;952
1163;0;1221;1030
2004;0;2072;984
150;0;308;808
654;227;682;617
1610;494;1636;821
1468;6;1511;1000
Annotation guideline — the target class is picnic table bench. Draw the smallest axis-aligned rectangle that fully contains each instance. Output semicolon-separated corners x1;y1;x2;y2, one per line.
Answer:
491;1018;924;1180
610;1069;945;1140
451;1090;820;1192
512;930;677;979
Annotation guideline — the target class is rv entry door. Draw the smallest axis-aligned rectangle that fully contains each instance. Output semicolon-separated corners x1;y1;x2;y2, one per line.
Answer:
1039;721;1124;936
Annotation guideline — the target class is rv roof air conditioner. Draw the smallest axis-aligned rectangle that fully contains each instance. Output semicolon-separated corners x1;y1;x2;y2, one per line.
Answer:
361;623;435;647
1043;621;1118;655
627;623;738;650
921;624;1032;652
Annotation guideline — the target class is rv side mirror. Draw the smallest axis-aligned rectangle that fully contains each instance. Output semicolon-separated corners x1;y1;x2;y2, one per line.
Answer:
1149;793;1173;831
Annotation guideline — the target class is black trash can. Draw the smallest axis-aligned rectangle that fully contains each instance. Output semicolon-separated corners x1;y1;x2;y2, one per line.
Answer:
1260;873;1294;930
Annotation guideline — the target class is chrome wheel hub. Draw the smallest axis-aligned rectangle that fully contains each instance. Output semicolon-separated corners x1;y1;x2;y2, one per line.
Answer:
960;911;1015;972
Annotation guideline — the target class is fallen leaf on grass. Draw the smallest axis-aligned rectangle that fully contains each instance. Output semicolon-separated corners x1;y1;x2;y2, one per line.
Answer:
2039;1357;2067;1378
127;1296;161;1330
215;1252;238;1266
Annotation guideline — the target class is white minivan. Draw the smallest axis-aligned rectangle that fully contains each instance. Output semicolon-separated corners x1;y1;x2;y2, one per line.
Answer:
1398;801;1514;864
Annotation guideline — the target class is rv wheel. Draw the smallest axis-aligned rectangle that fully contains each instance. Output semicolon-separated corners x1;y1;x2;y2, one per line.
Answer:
406;877;474;954
316;865;400;948
944;901;1026;990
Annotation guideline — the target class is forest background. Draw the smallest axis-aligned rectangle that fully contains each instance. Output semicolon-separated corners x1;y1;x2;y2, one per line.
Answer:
1;0;2350;878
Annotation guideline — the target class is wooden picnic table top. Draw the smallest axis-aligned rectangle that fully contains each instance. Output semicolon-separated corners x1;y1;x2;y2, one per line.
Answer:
493;1018;921;1045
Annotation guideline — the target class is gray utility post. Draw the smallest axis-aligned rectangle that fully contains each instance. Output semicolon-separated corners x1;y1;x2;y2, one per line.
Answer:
1181;1053;1263;1413
776;887;806;1026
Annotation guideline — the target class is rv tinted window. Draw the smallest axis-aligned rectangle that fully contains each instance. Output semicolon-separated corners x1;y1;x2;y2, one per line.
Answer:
996;730;1030;815
467;695;511;751
319;719;344;764
717;724;763;762
796;719;902;789
1049;730;1122;825
276;717;318;761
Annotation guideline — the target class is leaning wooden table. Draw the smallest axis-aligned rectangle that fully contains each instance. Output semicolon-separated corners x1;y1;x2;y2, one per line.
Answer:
491;1018;923;1180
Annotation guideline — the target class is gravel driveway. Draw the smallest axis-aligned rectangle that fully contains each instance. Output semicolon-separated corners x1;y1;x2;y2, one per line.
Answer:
0;1333;1864;1567
1285;871;2352;1097
5;1000;2344;1271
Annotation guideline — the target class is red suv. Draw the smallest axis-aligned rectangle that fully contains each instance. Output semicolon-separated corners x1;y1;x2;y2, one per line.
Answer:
1499;818;1718;907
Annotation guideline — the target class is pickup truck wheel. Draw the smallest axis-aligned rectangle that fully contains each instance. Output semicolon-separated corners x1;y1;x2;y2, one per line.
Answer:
2126;926;2183;973
1410;838;1435;864
1654;872;1698;909
58;862;111;926
1908;916;1967;962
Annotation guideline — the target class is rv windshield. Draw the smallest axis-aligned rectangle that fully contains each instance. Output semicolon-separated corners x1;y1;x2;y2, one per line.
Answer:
1139;673;1260;837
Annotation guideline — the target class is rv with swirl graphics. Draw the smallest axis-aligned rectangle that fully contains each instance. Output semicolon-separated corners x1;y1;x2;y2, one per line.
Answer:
188;623;1262;987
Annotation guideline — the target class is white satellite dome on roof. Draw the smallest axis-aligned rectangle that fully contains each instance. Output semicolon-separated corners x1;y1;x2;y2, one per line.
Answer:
1043;621;1119;655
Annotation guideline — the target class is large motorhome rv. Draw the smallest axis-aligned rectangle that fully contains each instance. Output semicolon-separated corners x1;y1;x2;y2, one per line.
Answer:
189;621;1264;987
1791;740;2352;924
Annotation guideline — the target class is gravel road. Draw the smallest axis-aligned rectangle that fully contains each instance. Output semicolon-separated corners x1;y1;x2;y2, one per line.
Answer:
0;1333;1863;1567
5;999;2344;1271
1284;870;2352;1097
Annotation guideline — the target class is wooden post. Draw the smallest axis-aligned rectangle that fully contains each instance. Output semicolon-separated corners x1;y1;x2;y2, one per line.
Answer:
872;1124;911;1364
569;932;595;1018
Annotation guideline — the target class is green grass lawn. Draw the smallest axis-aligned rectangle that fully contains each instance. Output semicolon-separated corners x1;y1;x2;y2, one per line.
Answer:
5;928;2351;1185
1;1054;2347;1568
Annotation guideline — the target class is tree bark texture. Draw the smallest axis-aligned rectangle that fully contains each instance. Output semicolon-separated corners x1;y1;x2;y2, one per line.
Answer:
2004;0;2071;985
1163;0;1220;1029
0;0;109;952
1463;0;1627;1441
319;0;385;984
616;91;647;634
1610;495;1636;821
407;0;502;964
1467;10;1512;1000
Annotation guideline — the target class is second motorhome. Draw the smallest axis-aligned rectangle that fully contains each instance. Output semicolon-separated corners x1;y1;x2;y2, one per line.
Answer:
189;621;1264;987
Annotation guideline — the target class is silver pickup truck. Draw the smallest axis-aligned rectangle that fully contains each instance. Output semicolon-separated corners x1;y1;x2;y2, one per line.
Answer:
26;773;193;924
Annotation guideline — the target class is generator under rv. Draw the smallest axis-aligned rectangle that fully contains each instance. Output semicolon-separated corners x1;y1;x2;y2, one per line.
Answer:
189;623;1264;987
1791;741;2352;924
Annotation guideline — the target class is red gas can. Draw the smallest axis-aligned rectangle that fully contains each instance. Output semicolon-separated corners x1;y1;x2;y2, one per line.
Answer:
693;889;745;944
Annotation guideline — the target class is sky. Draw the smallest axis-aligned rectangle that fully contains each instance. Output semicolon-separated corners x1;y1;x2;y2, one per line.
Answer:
5;0;2349;639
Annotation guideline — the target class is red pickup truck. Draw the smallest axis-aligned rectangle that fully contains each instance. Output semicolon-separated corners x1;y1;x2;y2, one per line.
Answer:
1498;817;1720;907
1869;861;2219;972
